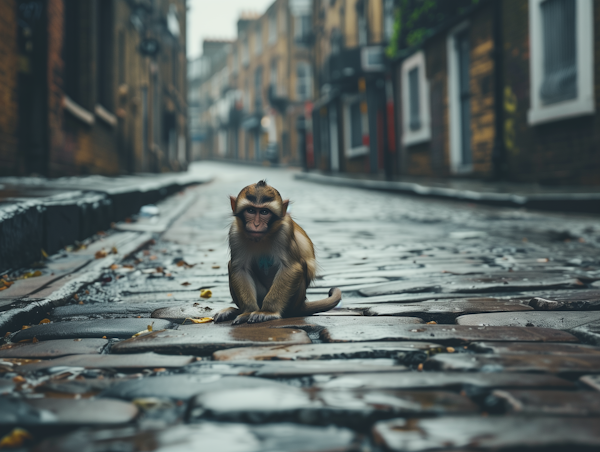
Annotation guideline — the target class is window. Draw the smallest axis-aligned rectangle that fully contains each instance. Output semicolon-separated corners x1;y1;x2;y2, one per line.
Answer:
383;0;395;42
64;0;82;103
294;15;311;44
270;60;278;93
343;96;369;158
296;61;312;101
401;51;431;146
96;0;114;111
254;66;263;110
268;11;277;44
242;37;249;66
528;0;595;124
357;0;367;46
447;23;472;173
255;25;262;55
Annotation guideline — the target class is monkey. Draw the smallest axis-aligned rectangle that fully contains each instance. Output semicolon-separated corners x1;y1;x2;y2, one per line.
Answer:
214;180;342;325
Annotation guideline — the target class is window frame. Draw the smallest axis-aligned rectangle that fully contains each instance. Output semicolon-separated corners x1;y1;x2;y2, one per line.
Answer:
528;0;595;125
401;51;431;147
342;94;369;158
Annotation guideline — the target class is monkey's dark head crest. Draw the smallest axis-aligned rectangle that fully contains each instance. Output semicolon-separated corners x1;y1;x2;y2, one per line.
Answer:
231;181;289;218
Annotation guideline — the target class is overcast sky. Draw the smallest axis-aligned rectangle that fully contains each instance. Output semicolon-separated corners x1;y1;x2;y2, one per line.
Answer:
187;0;275;59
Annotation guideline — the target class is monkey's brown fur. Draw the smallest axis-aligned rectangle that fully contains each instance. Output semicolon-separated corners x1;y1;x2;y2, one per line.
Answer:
214;180;342;324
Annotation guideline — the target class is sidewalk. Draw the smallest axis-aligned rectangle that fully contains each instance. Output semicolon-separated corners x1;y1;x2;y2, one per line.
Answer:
0;172;212;274
295;172;600;214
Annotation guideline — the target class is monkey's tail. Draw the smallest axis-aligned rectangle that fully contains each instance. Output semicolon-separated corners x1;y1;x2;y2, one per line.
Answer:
298;287;342;316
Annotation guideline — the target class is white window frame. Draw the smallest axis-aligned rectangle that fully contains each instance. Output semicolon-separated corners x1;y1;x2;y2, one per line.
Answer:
401;50;431;146
343;95;369;158
447;21;472;174
527;0;595;125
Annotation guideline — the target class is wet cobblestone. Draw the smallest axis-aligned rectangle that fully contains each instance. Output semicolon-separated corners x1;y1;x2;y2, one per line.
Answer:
2;163;600;450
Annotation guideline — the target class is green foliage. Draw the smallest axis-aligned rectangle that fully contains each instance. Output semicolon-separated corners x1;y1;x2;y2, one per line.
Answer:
385;0;483;59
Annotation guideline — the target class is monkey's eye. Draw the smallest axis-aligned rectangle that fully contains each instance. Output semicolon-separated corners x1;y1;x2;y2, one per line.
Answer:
246;208;256;214
260;209;270;215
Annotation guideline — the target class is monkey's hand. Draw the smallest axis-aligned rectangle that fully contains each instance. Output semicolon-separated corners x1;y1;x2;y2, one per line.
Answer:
247;310;282;324
214;307;240;323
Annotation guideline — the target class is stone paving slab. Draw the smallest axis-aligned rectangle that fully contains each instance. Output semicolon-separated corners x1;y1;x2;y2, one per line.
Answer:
50;303;171;319
320;324;578;344
188;385;478;426
16;352;195;373
111;325;312;355
212;341;443;361
36;378;124;396
359;272;579;296
530;290;600;310
571;321;600;345
32;422;359;452
364;298;532;320
469;341;600;355
243;360;406;377
456;311;600;330
492;389;600;416
101;375;283;401
0;396;138;425
372;416;600;451
315;371;574;391
0;379;15;394
581;375;600;391
11;318;174;341
0;338;107;358
151;304;216;321
425;353;600;374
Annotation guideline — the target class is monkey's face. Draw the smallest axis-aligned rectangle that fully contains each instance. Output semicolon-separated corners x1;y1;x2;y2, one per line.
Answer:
242;206;273;240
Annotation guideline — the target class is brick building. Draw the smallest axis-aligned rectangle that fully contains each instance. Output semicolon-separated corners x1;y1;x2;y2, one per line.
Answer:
392;0;600;186
191;0;315;165
0;0;188;178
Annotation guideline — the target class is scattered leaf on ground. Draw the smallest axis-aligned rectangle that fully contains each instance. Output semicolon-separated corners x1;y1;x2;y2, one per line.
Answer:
78;301;84;305
417;363;424;371
111;247;118;254
181;282;191;286
38;319;51;325
32;337;39;343
110;264;119;270
149;255;157;261
95;250;108;259
0;428;32;449
41;249;49;259
200;289;212;299
446;347;455;353
211;265;220;269
182;317;214;325
21;325;31;330
12;375;26;384
426;321;437;324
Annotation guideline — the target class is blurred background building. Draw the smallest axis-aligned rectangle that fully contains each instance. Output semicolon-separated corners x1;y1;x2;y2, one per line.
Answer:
0;0;188;177
190;0;600;186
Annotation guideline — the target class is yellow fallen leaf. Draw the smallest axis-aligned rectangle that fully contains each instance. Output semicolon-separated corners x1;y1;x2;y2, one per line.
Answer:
446;347;455;353
110;264;119;270
41;249;49;259
32;270;42;277
182;317;214;325
200;289;212;299
132;322;154;338
111;247;118;254
21;325;31;330
32;337;39;344
148;322;154;332
426;321;437;325
211;265;220;269
95;250;108;259
39;319;51;324
0;428;32;448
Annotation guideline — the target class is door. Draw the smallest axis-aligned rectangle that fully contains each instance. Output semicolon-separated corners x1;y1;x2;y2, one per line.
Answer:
329;104;339;172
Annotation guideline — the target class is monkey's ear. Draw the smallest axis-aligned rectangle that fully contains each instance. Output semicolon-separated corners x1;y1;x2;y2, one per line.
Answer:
230;196;237;213
282;200;290;216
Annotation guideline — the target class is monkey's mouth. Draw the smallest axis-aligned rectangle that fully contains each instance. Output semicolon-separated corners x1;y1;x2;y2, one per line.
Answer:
246;231;266;239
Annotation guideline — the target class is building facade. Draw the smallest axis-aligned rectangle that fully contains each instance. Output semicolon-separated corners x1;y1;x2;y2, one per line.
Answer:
0;0;188;178
392;0;600;185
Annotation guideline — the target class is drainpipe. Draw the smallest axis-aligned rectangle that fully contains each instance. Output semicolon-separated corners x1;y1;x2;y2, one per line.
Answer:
492;0;507;180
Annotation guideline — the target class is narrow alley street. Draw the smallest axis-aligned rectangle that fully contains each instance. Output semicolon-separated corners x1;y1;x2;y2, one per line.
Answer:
2;162;600;451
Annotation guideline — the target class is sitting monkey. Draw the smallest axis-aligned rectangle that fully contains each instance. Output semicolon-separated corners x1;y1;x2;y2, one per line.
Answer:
214;180;342;324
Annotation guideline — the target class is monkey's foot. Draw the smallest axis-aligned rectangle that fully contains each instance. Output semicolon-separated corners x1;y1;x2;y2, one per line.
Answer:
232;312;251;325
247;311;282;324
214;307;240;323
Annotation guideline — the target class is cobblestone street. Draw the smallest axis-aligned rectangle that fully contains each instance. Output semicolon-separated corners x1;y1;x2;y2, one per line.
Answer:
2;162;600;451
